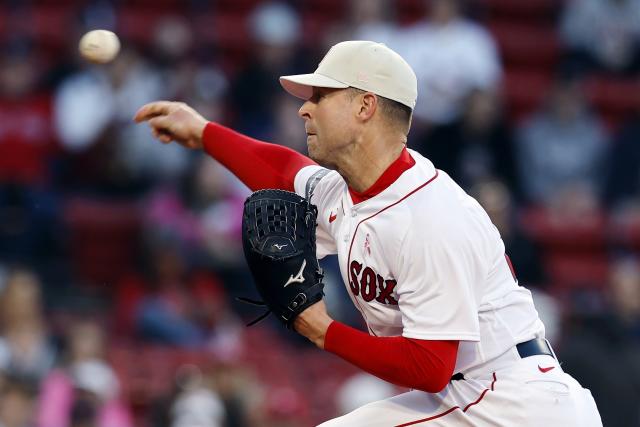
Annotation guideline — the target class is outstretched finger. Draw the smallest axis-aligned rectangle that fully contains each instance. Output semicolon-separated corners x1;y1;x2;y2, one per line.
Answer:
133;101;176;123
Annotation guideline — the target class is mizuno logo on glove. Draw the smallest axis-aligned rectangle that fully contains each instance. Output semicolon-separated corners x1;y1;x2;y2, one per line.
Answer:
284;259;306;287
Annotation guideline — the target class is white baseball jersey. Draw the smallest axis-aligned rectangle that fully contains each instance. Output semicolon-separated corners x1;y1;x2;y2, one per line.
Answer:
294;148;545;374
293;149;602;426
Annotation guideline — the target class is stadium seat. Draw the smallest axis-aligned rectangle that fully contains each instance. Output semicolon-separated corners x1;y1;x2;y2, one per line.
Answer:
30;6;76;48
502;70;552;123
300;0;347;21
117;7;176;45
584;77;640;129
479;0;560;22
396;0;427;25
488;22;560;68
544;253;609;289
609;213;640;251
214;0;263;14
64;198;141;286
520;207;608;252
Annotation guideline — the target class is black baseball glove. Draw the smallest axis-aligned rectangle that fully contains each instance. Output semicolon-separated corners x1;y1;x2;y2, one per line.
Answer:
239;189;324;328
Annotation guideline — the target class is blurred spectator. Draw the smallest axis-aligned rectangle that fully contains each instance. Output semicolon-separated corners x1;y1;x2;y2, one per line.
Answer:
326;0;400;47
0;47;58;187
144;155;248;267
171;388;225;427
515;76;609;207
149;15;230;124
470;180;546;287
186;157;248;267
336;373;395;416
37;320;133;427
605;110;640;209
0;269;55;384
0;47;62;269
210;362;264;427
529;288;562;344
349;0;398;45
181;63;229;126
269;92;308;153
231;2;308;139
54;47;188;193
398;0;502;128
0;376;37;427
559;257;640;427
150;16;194;72
0;183;61;271
1;0;637;425
132;233;243;354
149;362;265;427
418;89;519;193
560;0;640;76
170;366;226;427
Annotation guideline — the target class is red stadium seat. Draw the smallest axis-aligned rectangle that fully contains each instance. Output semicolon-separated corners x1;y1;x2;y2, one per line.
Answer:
300;12;337;47
479;0;561;22
396;0;427;25
520;208;609;288
64;198;141;286
520;207;608;252
117;7;179;45
488;22;560;68
300;0;347;21
502;70;552;123
584;77;640;129
544;253;609;290
214;0;263;14
194;12;250;49
30;6;76;48
192;12;252;74
124;0;189;12
609;213;640;251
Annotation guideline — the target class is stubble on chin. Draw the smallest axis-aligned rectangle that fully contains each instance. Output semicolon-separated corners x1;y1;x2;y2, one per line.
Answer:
307;146;329;169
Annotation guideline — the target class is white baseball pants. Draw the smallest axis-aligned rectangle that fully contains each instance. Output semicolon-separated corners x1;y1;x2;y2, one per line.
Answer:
318;354;602;427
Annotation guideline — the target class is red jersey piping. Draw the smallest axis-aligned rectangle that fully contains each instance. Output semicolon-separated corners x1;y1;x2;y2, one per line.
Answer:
394;372;498;426
346;169;439;333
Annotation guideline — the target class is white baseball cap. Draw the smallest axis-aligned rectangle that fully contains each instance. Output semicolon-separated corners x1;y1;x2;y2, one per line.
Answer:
279;40;417;109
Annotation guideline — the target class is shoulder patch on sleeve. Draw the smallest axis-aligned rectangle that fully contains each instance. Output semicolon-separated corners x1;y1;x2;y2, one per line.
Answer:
305;168;330;200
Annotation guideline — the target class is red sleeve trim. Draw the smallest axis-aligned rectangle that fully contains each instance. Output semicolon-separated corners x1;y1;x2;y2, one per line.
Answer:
202;122;316;191
324;321;458;393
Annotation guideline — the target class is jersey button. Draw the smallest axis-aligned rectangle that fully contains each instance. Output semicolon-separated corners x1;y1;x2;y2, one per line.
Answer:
351;210;357;217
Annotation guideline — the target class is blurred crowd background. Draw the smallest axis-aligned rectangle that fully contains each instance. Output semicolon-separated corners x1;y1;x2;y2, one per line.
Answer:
0;0;639;426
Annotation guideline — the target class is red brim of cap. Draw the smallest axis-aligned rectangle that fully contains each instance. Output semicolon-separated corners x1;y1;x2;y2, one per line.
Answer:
279;73;349;100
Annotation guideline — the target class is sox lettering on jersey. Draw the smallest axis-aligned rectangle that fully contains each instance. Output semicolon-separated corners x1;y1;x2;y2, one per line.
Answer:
349;260;398;305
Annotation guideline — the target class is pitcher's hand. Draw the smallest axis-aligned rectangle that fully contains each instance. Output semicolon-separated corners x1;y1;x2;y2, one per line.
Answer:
294;300;334;349
134;101;207;149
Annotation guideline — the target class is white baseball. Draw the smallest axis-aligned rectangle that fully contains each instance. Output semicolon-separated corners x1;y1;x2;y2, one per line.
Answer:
79;30;120;64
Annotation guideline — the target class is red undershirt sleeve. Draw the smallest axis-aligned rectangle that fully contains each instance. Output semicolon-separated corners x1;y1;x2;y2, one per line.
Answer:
201;122;316;192
324;321;459;393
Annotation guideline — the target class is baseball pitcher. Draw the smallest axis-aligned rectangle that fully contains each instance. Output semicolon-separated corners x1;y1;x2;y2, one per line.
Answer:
135;41;602;426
